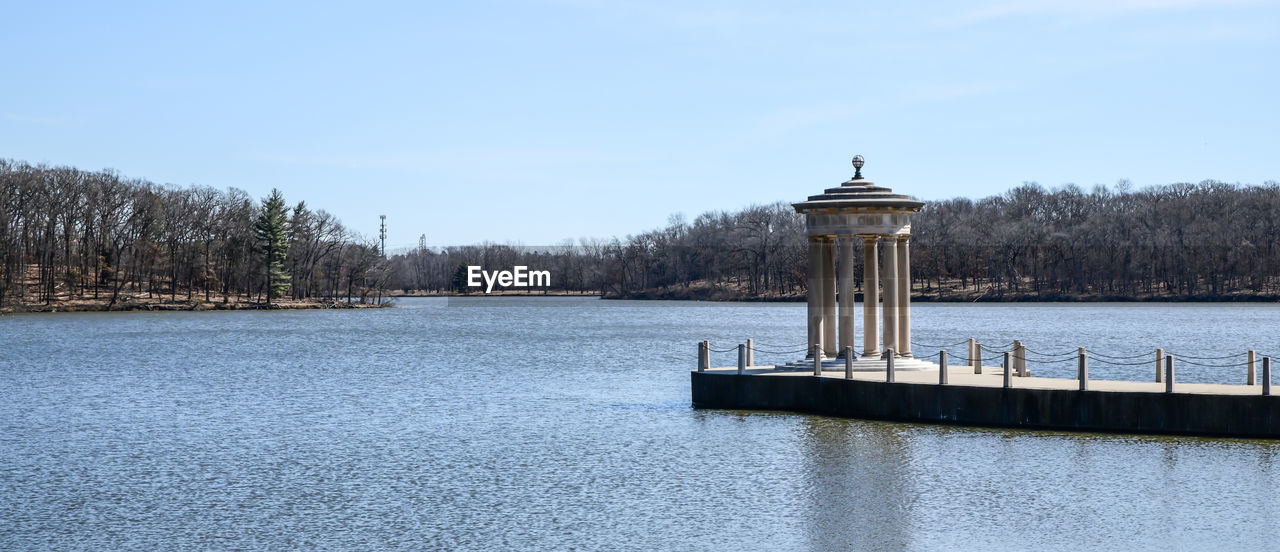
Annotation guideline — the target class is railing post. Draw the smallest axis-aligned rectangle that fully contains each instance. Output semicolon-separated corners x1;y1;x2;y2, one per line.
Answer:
813;344;822;376
746;339;755;367
939;350;948;385
1003;351;1012;388
697;341;707;372
972;339;982;374
1248;350;1256;385
1022;341;1028;376
1264;357;1272;396
1021;341;1029;377
1020;342;1029;377
1078;347;1088;391
1165;354;1175;394
1155;348;1164;383
737;344;746;375
886;348;895;383
1013;340;1024;377
845;346;854;380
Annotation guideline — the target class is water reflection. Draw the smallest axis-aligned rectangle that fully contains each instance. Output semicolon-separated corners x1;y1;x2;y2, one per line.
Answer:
793;417;1280;551
798;417;913;550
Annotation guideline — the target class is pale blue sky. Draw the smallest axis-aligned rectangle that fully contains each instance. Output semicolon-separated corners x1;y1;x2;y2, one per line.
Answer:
3;0;1276;248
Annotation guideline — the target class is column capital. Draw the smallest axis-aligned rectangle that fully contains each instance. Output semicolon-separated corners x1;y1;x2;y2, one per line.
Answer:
895;234;911;243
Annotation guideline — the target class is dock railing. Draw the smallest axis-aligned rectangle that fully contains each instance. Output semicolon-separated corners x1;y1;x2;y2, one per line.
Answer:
697;337;1275;396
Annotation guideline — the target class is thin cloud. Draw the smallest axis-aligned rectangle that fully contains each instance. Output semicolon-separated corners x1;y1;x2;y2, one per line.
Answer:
547;0;828;35
744;81;998;140
248;146;646;173
899;82;1001;104
941;0;1265;26
4;113;66;125
1128;19;1274;44
751;102;875;136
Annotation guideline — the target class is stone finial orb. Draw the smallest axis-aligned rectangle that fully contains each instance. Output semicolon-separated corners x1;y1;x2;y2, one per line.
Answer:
852;155;865;179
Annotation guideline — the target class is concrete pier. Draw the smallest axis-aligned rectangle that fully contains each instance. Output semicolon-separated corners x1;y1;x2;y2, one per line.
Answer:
727;155;1280;439
691;365;1280;438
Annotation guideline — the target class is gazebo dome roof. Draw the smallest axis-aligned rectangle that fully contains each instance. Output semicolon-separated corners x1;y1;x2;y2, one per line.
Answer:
792;157;924;213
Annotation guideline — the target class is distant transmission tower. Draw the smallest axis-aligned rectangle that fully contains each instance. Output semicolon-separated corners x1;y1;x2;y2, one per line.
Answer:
379;215;387;258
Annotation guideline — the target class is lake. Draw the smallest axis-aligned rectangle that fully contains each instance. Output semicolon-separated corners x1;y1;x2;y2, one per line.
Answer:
2;298;1278;550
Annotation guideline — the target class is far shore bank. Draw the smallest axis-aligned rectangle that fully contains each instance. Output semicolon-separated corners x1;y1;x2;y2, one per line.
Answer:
392;288;1280;303
599;287;1280;303
11;289;1278;313
385;290;603;298
1;296;390;314
576;278;1280;303
605;293;1280;303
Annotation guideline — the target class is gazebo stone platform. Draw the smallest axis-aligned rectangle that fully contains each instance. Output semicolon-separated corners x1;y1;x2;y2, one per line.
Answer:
773;356;941;372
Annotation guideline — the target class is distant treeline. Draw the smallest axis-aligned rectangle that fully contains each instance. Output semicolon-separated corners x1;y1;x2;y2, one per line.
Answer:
389;179;1280;301
912;180;1280;299
0;159;388;308
385;203;808;298
5;156;1278;307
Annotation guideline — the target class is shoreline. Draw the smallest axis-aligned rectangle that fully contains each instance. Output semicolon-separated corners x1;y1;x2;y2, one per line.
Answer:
400;292;1280;303
9;291;1279;313
1;297;390;314
385;290;602;298
604;291;1280;303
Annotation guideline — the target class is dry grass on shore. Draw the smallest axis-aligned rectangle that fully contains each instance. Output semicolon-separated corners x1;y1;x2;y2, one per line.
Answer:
2;289;390;314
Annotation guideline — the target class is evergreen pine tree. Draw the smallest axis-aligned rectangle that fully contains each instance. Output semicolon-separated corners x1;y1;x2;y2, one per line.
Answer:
255;189;291;304
451;263;470;294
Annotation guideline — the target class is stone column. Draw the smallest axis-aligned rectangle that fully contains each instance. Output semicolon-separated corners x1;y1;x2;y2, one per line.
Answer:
821;236;837;358
896;235;912;357
861;236;880;359
806;235;822;357
881;235;898;357
837;236;855;358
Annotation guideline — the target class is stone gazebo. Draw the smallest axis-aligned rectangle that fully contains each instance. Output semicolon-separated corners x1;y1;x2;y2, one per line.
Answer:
792;156;934;370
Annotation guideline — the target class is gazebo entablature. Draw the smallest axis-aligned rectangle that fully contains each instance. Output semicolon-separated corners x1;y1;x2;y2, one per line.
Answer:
803;210;913;237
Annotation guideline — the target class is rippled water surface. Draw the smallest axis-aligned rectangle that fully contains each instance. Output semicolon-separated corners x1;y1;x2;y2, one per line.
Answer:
2;299;1279;550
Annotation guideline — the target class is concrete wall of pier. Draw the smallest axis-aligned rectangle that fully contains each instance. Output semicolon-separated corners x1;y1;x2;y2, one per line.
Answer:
691;372;1280;438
